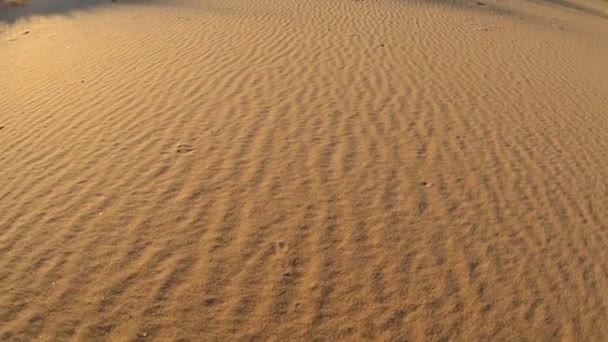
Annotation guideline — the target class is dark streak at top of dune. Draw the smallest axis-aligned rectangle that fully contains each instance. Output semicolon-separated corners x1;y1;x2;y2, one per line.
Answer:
0;0;150;25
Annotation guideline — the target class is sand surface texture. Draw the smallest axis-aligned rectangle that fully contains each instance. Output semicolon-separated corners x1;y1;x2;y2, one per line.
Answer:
2;0;608;340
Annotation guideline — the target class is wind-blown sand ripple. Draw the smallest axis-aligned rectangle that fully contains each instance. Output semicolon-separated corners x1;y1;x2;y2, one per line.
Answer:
1;0;608;340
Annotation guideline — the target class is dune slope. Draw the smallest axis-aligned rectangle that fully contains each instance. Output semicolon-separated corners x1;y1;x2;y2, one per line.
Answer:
1;0;608;340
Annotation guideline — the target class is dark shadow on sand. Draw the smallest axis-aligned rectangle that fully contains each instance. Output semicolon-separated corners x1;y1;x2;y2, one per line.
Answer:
0;0;150;25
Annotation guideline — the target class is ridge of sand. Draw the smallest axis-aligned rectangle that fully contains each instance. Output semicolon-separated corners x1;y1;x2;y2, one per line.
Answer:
1;0;608;340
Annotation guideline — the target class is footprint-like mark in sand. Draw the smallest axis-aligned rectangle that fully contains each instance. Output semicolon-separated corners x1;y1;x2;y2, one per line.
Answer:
202;296;218;306
418;200;429;214
176;144;194;154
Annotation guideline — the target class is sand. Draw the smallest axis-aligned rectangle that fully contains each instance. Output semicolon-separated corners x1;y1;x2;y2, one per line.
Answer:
1;0;608;340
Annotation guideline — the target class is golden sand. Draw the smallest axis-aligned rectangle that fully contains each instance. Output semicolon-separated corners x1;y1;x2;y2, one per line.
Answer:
1;0;608;339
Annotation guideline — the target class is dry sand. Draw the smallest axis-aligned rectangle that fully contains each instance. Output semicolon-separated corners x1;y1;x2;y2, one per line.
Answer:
1;0;608;340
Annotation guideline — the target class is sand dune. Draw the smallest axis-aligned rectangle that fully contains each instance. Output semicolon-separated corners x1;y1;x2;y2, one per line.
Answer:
1;0;608;340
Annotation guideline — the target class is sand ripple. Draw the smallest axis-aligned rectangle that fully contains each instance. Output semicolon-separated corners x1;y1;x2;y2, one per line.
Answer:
1;0;608;339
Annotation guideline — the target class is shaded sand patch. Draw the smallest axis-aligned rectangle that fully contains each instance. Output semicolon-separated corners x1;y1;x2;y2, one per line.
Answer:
1;0;151;25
